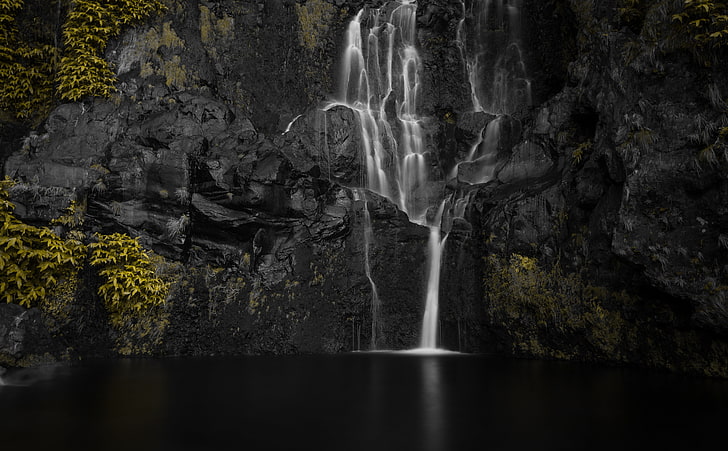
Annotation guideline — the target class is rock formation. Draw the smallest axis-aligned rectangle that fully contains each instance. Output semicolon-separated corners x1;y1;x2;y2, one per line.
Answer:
1;0;727;377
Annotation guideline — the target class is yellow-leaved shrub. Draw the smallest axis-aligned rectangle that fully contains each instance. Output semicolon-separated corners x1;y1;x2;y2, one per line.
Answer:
0;0;58;119
1;0;164;119
0;177;86;307
58;0;165;101
673;0;728;49
89;232;169;324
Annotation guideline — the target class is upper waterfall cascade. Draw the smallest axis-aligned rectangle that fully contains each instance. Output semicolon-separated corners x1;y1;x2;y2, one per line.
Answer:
457;0;532;115
330;0;530;350
454;0;532;185
327;1;431;224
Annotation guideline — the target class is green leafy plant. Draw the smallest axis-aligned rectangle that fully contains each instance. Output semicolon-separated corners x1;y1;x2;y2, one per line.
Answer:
0;177;86;307
89;232;169;324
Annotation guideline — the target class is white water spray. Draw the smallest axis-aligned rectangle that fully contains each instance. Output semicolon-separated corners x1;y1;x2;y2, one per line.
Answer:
331;2;430;223
420;202;448;349
334;0;530;350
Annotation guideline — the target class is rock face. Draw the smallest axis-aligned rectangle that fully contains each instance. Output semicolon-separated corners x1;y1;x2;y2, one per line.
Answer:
1;0;727;376
437;1;728;376
3;0;433;359
0;304;60;368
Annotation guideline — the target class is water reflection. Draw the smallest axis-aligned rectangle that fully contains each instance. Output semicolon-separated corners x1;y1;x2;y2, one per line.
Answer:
0;364;64;387
420;356;444;451
98;360;168;450
0;355;727;450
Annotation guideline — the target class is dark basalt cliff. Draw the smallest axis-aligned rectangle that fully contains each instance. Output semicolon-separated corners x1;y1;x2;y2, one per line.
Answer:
1;0;727;377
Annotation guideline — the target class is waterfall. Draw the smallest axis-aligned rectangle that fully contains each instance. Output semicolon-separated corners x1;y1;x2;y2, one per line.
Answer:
353;188;382;349
329;1;430;223
456;0;531;116
330;1;438;350
282;114;303;135
451;0;531;184
420;202;448;349
332;0;529;350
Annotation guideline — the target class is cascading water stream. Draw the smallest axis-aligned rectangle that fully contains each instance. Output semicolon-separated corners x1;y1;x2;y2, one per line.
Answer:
327;1;430;223
331;0;530;350
456;0;531;116
420;201;448;349
328;1;439;350
353;188;382;349
452;0;531;185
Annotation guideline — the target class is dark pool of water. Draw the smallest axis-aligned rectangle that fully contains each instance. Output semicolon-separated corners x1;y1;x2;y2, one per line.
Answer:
1;353;727;450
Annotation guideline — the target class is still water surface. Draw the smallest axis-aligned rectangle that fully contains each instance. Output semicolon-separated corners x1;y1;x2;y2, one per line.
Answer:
1;353;727;450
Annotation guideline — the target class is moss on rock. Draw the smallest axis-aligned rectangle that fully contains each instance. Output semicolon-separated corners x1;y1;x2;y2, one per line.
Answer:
483;253;728;377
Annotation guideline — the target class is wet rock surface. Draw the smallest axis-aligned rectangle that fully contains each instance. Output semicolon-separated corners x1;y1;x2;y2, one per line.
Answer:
438;2;728;375
0;0;727;376
0;304;61;368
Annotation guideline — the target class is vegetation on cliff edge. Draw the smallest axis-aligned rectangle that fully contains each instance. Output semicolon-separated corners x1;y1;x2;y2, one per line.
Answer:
0;0;164;122
0;177;169;329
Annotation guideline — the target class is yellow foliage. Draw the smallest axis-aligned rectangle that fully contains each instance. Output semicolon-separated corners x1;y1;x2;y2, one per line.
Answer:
295;0;335;51
1;0;164;118
672;0;728;50
248;280;266;315
0;1;57;120
199;5;234;44
138;21;191;89
58;0;165;101
571;141;592;165
483;253;634;359
0;178;175;353
158;21;184;49
0;177;86;307
618;0;647;23
161;55;187;88
0;0;164;117
90;232;169;323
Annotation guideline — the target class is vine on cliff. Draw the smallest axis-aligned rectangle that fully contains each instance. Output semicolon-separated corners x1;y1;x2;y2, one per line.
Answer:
0;0;163;120
57;0;165;100
0;0;58;119
89;232;169;325
1;177;170;329
0;177;86;307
